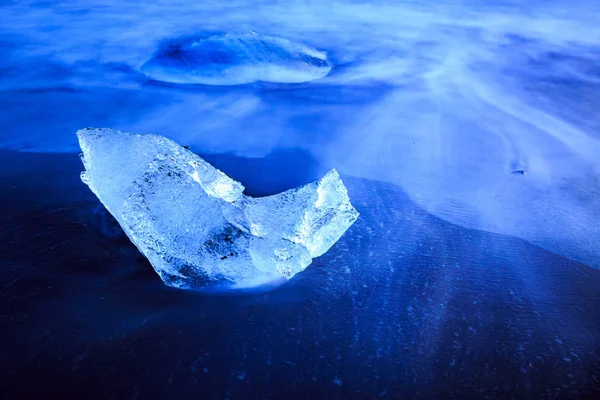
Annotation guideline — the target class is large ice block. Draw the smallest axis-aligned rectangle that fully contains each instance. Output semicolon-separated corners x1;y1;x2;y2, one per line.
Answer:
141;32;332;85
77;128;358;289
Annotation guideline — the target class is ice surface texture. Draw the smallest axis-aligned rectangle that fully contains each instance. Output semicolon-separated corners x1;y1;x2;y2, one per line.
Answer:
77;128;358;289
141;32;332;85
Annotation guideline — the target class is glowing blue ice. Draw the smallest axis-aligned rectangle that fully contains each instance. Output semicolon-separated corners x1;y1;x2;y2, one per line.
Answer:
141;32;332;85
77;128;358;289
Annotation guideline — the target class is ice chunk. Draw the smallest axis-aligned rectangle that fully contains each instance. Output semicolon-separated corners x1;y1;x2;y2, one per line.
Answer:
141;32;332;85
77;128;358;289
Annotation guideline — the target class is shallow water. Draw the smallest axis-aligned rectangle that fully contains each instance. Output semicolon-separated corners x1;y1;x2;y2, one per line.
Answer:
1;0;600;398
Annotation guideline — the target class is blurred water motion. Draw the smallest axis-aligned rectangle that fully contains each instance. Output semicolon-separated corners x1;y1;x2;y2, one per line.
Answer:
1;0;600;398
2;0;599;267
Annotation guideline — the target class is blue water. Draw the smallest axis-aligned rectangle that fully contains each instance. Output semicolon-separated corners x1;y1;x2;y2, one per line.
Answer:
1;0;600;398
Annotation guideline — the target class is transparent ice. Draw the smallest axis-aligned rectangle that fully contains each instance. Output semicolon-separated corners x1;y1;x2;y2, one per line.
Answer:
77;128;358;289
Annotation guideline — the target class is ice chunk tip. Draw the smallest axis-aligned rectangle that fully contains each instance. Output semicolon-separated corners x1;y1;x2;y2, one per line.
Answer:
77;128;358;290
